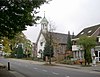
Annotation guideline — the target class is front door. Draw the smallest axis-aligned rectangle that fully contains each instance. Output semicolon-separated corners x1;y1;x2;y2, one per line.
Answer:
95;51;100;62
99;51;100;62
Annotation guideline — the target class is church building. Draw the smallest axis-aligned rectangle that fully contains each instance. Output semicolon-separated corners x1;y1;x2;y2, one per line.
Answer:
35;15;73;61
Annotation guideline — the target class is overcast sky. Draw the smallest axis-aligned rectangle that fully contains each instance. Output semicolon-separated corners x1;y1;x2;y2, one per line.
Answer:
23;0;100;42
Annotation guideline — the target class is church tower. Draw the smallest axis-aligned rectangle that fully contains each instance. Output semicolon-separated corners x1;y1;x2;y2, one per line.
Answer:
40;12;48;33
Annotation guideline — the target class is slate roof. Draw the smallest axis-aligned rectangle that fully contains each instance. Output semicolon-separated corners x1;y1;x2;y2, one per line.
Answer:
48;32;72;44
36;30;72;45
75;24;100;38
50;32;67;44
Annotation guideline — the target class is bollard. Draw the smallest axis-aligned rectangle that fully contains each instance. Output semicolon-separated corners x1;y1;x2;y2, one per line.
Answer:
8;62;10;70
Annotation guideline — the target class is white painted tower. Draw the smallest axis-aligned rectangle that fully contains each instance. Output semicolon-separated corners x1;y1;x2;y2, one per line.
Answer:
40;12;48;33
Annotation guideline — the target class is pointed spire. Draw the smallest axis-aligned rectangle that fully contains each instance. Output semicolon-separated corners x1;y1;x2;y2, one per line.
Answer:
40;11;48;24
44;11;45;18
40;11;48;33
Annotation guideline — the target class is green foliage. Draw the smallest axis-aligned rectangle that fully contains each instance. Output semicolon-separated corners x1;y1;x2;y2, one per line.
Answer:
0;0;48;39
60;59;74;65
66;31;72;51
1;37;12;53
78;35;96;65
43;39;54;57
3;44;12;53
10;32;32;53
85;48;92;64
0;32;32;58
66;55;73;60
78;35;96;49
16;44;23;58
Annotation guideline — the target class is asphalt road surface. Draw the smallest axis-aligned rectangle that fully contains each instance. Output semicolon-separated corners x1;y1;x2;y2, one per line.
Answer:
0;57;100;77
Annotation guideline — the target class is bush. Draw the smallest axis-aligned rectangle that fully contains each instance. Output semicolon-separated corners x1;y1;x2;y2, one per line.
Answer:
4;53;11;58
60;59;74;65
60;59;67;64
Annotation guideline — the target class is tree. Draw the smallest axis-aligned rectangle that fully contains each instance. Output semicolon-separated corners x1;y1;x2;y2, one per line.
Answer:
78;35;96;65
0;32;32;57
3;44;12;53
0;0;49;39
43;34;54;64
66;31;72;51
1;37;12;53
10;32;32;57
16;43;23;58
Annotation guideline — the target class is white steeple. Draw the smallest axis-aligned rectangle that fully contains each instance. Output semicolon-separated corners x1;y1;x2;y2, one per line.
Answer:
40;11;48;33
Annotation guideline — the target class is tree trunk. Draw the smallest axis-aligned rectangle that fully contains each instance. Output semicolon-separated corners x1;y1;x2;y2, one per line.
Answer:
84;49;87;66
48;56;51;64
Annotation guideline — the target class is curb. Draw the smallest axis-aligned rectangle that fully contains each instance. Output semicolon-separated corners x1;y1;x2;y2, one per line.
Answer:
9;71;25;77
55;64;100;73
0;63;6;69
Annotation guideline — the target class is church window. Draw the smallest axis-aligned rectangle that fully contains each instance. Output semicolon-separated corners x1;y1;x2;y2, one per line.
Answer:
40;42;43;46
42;24;45;29
39;49;42;53
43;24;44;29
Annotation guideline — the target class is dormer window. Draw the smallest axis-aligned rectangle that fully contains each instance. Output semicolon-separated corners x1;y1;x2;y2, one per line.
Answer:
88;30;92;33
81;32;84;35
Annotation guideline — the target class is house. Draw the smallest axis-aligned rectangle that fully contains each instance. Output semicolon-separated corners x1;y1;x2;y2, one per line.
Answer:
72;25;100;62
35;16;73;61
0;44;3;56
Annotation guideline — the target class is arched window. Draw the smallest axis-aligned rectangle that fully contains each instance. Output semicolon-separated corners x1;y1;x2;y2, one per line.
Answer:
39;49;42;53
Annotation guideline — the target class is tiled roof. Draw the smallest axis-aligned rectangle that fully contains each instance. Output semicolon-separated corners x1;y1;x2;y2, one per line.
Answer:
75;24;100;38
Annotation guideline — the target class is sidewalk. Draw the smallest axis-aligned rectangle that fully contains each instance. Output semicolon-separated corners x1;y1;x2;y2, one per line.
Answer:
0;70;16;77
0;63;25;77
0;63;15;77
29;60;100;73
0;63;6;69
53;62;100;73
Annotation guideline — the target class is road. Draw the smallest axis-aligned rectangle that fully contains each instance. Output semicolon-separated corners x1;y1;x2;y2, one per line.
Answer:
0;57;100;77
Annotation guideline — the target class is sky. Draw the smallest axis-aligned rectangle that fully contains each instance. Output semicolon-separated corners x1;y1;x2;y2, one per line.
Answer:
23;0;100;42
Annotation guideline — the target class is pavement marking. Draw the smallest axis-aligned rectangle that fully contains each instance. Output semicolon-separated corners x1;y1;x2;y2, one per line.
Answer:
42;70;47;72
52;72;59;75
24;65;28;67
33;68;38;69
18;63;21;65
66;76;70;77
89;71;100;74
